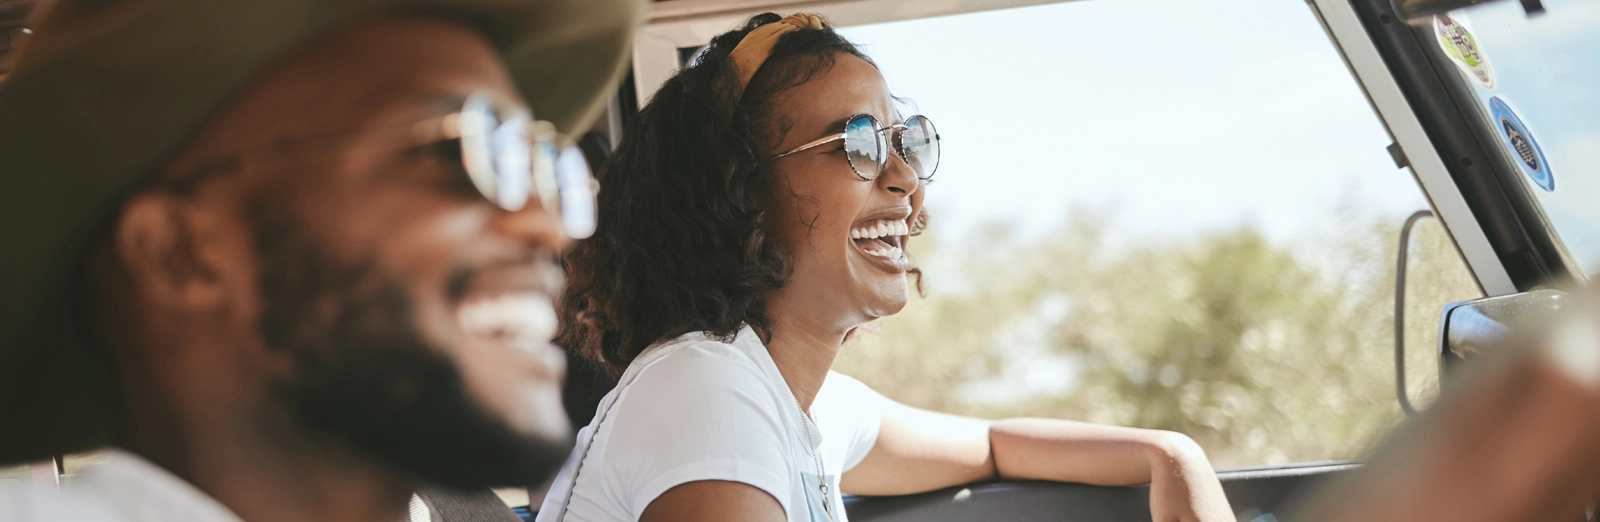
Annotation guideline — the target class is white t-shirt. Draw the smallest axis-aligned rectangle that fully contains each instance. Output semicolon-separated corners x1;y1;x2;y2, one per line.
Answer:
0;449;446;522
0;449;243;522
536;326;886;522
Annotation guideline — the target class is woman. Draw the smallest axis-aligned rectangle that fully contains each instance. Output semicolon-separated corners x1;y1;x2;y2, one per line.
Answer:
539;13;1234;522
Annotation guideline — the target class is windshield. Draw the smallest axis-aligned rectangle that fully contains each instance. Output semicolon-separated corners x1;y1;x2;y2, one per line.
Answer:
1429;0;1600;275
829;0;1483;468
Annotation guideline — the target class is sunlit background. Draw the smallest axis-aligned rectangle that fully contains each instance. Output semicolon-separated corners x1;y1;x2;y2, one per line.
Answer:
831;0;1485;468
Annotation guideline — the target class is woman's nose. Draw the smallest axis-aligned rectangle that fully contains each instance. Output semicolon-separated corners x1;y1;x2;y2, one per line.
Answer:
878;146;920;197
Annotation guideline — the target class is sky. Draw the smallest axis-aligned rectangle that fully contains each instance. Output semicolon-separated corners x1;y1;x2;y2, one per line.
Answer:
835;0;1435;248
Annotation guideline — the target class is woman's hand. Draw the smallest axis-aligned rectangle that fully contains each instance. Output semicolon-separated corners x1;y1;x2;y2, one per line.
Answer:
1146;432;1234;522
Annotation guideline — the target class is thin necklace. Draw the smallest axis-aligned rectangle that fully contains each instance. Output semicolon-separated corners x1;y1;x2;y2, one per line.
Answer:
790;392;833;519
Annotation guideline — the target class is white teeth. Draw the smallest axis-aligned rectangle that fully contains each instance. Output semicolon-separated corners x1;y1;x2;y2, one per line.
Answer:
457;293;558;348
850;219;910;241
861;246;904;259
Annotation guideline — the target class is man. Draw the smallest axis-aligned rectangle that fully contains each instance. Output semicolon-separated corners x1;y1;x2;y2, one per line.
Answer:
0;0;644;520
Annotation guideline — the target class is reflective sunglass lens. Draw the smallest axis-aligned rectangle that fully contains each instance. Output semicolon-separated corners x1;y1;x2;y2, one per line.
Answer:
489;117;532;210
457;92;598;239
902;115;940;180
529;121;562;216
458;97;504;208
460;94;533;211
555;144;597;239
843;114;886;180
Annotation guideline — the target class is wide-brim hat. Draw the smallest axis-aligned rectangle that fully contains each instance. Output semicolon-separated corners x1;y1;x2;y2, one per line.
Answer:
0;0;646;464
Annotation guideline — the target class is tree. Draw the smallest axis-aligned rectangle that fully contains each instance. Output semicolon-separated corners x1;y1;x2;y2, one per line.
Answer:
834;209;1479;467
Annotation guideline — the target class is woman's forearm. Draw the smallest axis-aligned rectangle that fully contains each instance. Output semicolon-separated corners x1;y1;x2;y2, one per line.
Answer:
990;418;1233;521
989;417;1183;485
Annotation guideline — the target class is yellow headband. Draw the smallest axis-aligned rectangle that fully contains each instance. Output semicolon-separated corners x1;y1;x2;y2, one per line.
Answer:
722;13;825;106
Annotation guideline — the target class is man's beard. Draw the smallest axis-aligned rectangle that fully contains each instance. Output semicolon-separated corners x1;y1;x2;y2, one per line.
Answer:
252;216;572;490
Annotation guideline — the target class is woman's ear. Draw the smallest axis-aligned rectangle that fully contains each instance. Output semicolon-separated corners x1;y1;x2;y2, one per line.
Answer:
114;191;228;310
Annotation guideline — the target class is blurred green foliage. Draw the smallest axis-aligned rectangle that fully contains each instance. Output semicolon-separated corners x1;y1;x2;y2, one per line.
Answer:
835;208;1480;467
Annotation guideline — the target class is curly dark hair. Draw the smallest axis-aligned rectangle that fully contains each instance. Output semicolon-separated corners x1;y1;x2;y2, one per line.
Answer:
556;13;887;375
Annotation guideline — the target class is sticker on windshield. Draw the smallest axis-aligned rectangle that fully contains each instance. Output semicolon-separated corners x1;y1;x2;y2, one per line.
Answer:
1434;14;1495;89
1489;96;1553;192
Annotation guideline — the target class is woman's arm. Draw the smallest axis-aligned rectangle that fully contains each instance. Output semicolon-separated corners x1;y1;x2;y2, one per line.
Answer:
842;403;1233;522
838;402;995;495
641;481;787;522
990;418;1234;522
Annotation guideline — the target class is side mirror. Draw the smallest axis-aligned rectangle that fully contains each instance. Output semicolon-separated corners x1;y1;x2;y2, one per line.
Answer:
1438;289;1570;380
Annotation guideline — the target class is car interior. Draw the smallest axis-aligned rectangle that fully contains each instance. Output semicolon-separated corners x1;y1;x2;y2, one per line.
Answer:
3;0;1595;521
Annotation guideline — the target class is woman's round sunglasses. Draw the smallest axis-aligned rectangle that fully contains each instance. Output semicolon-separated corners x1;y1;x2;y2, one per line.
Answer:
168;91;598;239
771;113;940;181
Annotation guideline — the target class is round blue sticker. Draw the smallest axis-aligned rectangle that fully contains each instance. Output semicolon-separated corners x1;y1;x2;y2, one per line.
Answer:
1488;96;1554;192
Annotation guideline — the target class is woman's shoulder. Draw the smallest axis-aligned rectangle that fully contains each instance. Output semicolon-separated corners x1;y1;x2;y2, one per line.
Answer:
630;329;767;380
586;329;799;520
815;371;889;429
612;328;787;419
598;329;795;477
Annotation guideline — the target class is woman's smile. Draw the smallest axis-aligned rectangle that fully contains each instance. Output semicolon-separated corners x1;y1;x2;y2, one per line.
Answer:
848;210;911;272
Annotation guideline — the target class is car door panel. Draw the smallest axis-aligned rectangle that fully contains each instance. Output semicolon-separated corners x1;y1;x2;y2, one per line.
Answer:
845;462;1357;522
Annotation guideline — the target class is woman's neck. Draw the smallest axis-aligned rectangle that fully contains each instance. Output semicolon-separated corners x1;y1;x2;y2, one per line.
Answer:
762;297;854;412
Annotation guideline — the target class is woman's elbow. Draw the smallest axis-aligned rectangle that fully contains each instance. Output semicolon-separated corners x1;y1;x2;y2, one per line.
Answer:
1142;430;1217;472
1152;430;1205;456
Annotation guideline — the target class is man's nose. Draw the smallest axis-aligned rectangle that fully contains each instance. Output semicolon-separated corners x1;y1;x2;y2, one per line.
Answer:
491;197;570;252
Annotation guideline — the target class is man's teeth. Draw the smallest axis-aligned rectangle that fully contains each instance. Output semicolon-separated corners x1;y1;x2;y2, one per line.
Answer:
850;219;909;240
457;294;558;347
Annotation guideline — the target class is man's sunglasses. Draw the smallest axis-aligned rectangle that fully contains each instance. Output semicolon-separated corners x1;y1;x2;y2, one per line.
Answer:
169;91;598;239
771;113;940;181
